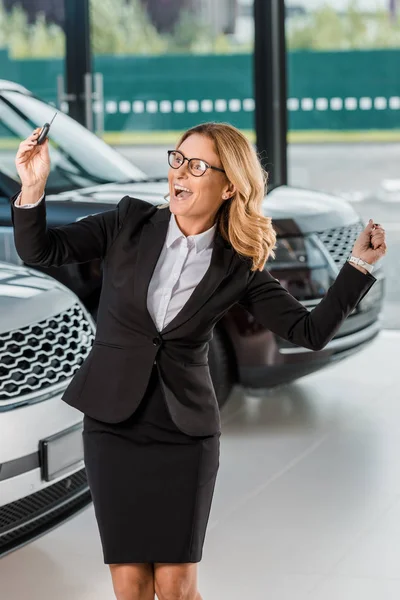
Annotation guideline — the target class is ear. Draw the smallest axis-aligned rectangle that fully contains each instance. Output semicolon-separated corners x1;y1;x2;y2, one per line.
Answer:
221;181;237;201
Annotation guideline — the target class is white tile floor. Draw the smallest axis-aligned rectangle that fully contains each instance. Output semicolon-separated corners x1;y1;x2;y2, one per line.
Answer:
1;330;399;600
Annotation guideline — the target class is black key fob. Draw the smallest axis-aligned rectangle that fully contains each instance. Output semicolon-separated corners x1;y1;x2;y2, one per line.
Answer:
37;124;50;145
37;111;58;145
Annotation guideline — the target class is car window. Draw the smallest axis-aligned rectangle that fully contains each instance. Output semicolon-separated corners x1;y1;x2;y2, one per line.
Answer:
0;91;147;194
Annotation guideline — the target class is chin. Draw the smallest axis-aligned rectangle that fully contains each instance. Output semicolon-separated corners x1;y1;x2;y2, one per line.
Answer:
169;197;193;215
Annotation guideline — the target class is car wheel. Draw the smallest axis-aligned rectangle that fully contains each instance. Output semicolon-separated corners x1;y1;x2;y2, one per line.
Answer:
208;327;236;409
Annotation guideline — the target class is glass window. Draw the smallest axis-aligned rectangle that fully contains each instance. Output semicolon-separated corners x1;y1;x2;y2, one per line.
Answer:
0;91;147;194
89;0;255;158
285;0;398;328
285;0;400;194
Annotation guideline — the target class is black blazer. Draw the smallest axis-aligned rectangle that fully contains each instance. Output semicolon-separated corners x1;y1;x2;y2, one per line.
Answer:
10;193;377;436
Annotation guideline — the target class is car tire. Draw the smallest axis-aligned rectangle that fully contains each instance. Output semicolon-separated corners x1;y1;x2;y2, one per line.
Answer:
208;327;236;409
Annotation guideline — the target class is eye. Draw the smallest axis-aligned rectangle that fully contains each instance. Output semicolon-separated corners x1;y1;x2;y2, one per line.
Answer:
191;159;207;173
171;152;183;166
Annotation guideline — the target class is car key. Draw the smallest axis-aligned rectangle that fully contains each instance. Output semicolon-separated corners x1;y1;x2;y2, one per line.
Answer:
37;111;58;145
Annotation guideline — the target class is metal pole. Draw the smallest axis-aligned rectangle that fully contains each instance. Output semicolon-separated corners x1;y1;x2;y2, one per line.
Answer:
94;72;105;137
64;0;92;127
253;0;288;187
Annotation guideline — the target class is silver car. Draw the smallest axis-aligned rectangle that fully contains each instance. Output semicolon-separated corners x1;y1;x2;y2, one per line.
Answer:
0;261;95;557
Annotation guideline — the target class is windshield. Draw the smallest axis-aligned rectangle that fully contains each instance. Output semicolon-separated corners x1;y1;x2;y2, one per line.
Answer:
0;91;147;194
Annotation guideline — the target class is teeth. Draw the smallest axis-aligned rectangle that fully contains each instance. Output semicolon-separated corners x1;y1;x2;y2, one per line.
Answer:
174;184;191;193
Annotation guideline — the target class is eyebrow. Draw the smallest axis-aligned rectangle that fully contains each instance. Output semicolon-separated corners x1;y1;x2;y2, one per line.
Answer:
177;150;220;167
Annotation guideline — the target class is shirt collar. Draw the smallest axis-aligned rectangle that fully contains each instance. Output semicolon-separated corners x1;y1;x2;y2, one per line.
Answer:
166;213;217;254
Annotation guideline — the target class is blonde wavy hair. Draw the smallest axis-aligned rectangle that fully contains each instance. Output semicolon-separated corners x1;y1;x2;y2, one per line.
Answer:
175;122;277;272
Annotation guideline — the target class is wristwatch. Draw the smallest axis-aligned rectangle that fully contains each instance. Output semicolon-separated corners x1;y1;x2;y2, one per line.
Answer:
347;255;374;274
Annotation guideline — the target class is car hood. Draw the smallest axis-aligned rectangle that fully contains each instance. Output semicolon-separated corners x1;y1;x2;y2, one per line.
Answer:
46;182;361;235
0;262;83;334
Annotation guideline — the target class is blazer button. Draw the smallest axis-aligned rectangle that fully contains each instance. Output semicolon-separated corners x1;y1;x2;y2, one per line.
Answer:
153;337;161;346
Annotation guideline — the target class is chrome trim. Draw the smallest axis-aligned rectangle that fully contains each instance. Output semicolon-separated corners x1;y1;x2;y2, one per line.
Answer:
279;319;381;354
0;378;72;411
0;303;95;407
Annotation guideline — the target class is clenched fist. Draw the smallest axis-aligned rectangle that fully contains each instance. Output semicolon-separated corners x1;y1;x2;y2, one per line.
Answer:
352;219;387;265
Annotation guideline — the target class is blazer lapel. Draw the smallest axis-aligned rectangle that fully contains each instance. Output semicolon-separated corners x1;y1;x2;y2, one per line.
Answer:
133;203;236;336
132;205;169;335
161;229;235;335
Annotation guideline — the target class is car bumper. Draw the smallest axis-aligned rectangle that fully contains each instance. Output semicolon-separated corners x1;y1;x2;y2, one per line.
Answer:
278;318;381;356
238;315;383;388
0;392;90;557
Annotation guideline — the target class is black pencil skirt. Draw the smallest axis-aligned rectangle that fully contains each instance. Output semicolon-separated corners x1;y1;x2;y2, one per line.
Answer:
82;362;221;564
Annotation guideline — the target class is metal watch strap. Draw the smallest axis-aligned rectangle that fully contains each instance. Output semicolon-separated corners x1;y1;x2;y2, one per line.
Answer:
347;255;374;274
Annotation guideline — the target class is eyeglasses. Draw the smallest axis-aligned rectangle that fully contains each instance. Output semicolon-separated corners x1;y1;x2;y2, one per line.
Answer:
167;150;225;177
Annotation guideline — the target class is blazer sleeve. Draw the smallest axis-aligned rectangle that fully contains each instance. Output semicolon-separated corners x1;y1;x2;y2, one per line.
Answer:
237;260;377;351
10;192;132;267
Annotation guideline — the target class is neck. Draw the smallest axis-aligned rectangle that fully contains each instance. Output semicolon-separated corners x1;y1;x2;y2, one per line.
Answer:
174;213;216;237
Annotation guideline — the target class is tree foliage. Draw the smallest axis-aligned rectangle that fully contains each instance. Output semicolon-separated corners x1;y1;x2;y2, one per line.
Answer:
90;0;166;55
287;1;400;50
0;0;64;58
1;0;400;59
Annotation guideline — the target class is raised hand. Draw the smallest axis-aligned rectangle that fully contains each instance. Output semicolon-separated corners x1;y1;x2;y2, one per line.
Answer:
15;128;51;190
352;219;387;265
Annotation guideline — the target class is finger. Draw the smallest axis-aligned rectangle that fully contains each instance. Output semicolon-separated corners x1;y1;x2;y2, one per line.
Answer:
37;137;49;156
20;130;40;145
371;234;385;246
16;144;38;162
373;239;386;250
16;144;36;158
20;137;37;147
16;146;35;160
21;140;37;150
22;130;39;142
40;137;51;157
19;138;36;147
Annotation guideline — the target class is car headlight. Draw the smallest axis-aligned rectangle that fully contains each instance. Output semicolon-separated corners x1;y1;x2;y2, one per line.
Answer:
266;236;327;270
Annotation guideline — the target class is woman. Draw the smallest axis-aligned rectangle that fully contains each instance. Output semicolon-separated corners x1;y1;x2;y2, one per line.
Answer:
13;122;386;600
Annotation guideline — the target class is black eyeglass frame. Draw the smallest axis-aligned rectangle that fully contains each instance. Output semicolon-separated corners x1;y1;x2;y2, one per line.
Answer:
167;149;225;177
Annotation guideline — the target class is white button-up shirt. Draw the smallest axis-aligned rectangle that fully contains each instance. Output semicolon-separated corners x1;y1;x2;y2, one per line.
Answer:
14;193;217;331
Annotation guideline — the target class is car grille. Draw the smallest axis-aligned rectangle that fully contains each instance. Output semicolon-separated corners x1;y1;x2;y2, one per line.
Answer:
0;304;95;403
316;222;364;268
0;468;90;556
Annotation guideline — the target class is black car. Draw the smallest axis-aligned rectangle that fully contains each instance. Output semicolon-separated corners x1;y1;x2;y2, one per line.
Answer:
0;80;385;407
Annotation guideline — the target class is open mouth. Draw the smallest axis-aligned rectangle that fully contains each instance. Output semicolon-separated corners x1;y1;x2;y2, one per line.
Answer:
173;183;193;200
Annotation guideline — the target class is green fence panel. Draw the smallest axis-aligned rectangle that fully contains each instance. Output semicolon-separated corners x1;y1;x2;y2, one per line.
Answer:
1;49;400;132
0;50;63;104
287;49;400;130
93;53;254;132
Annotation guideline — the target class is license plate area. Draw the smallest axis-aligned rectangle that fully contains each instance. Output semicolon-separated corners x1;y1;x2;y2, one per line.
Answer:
40;424;84;482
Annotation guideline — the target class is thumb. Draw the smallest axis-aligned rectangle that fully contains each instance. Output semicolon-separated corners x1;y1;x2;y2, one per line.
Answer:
366;219;375;232
40;137;50;160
